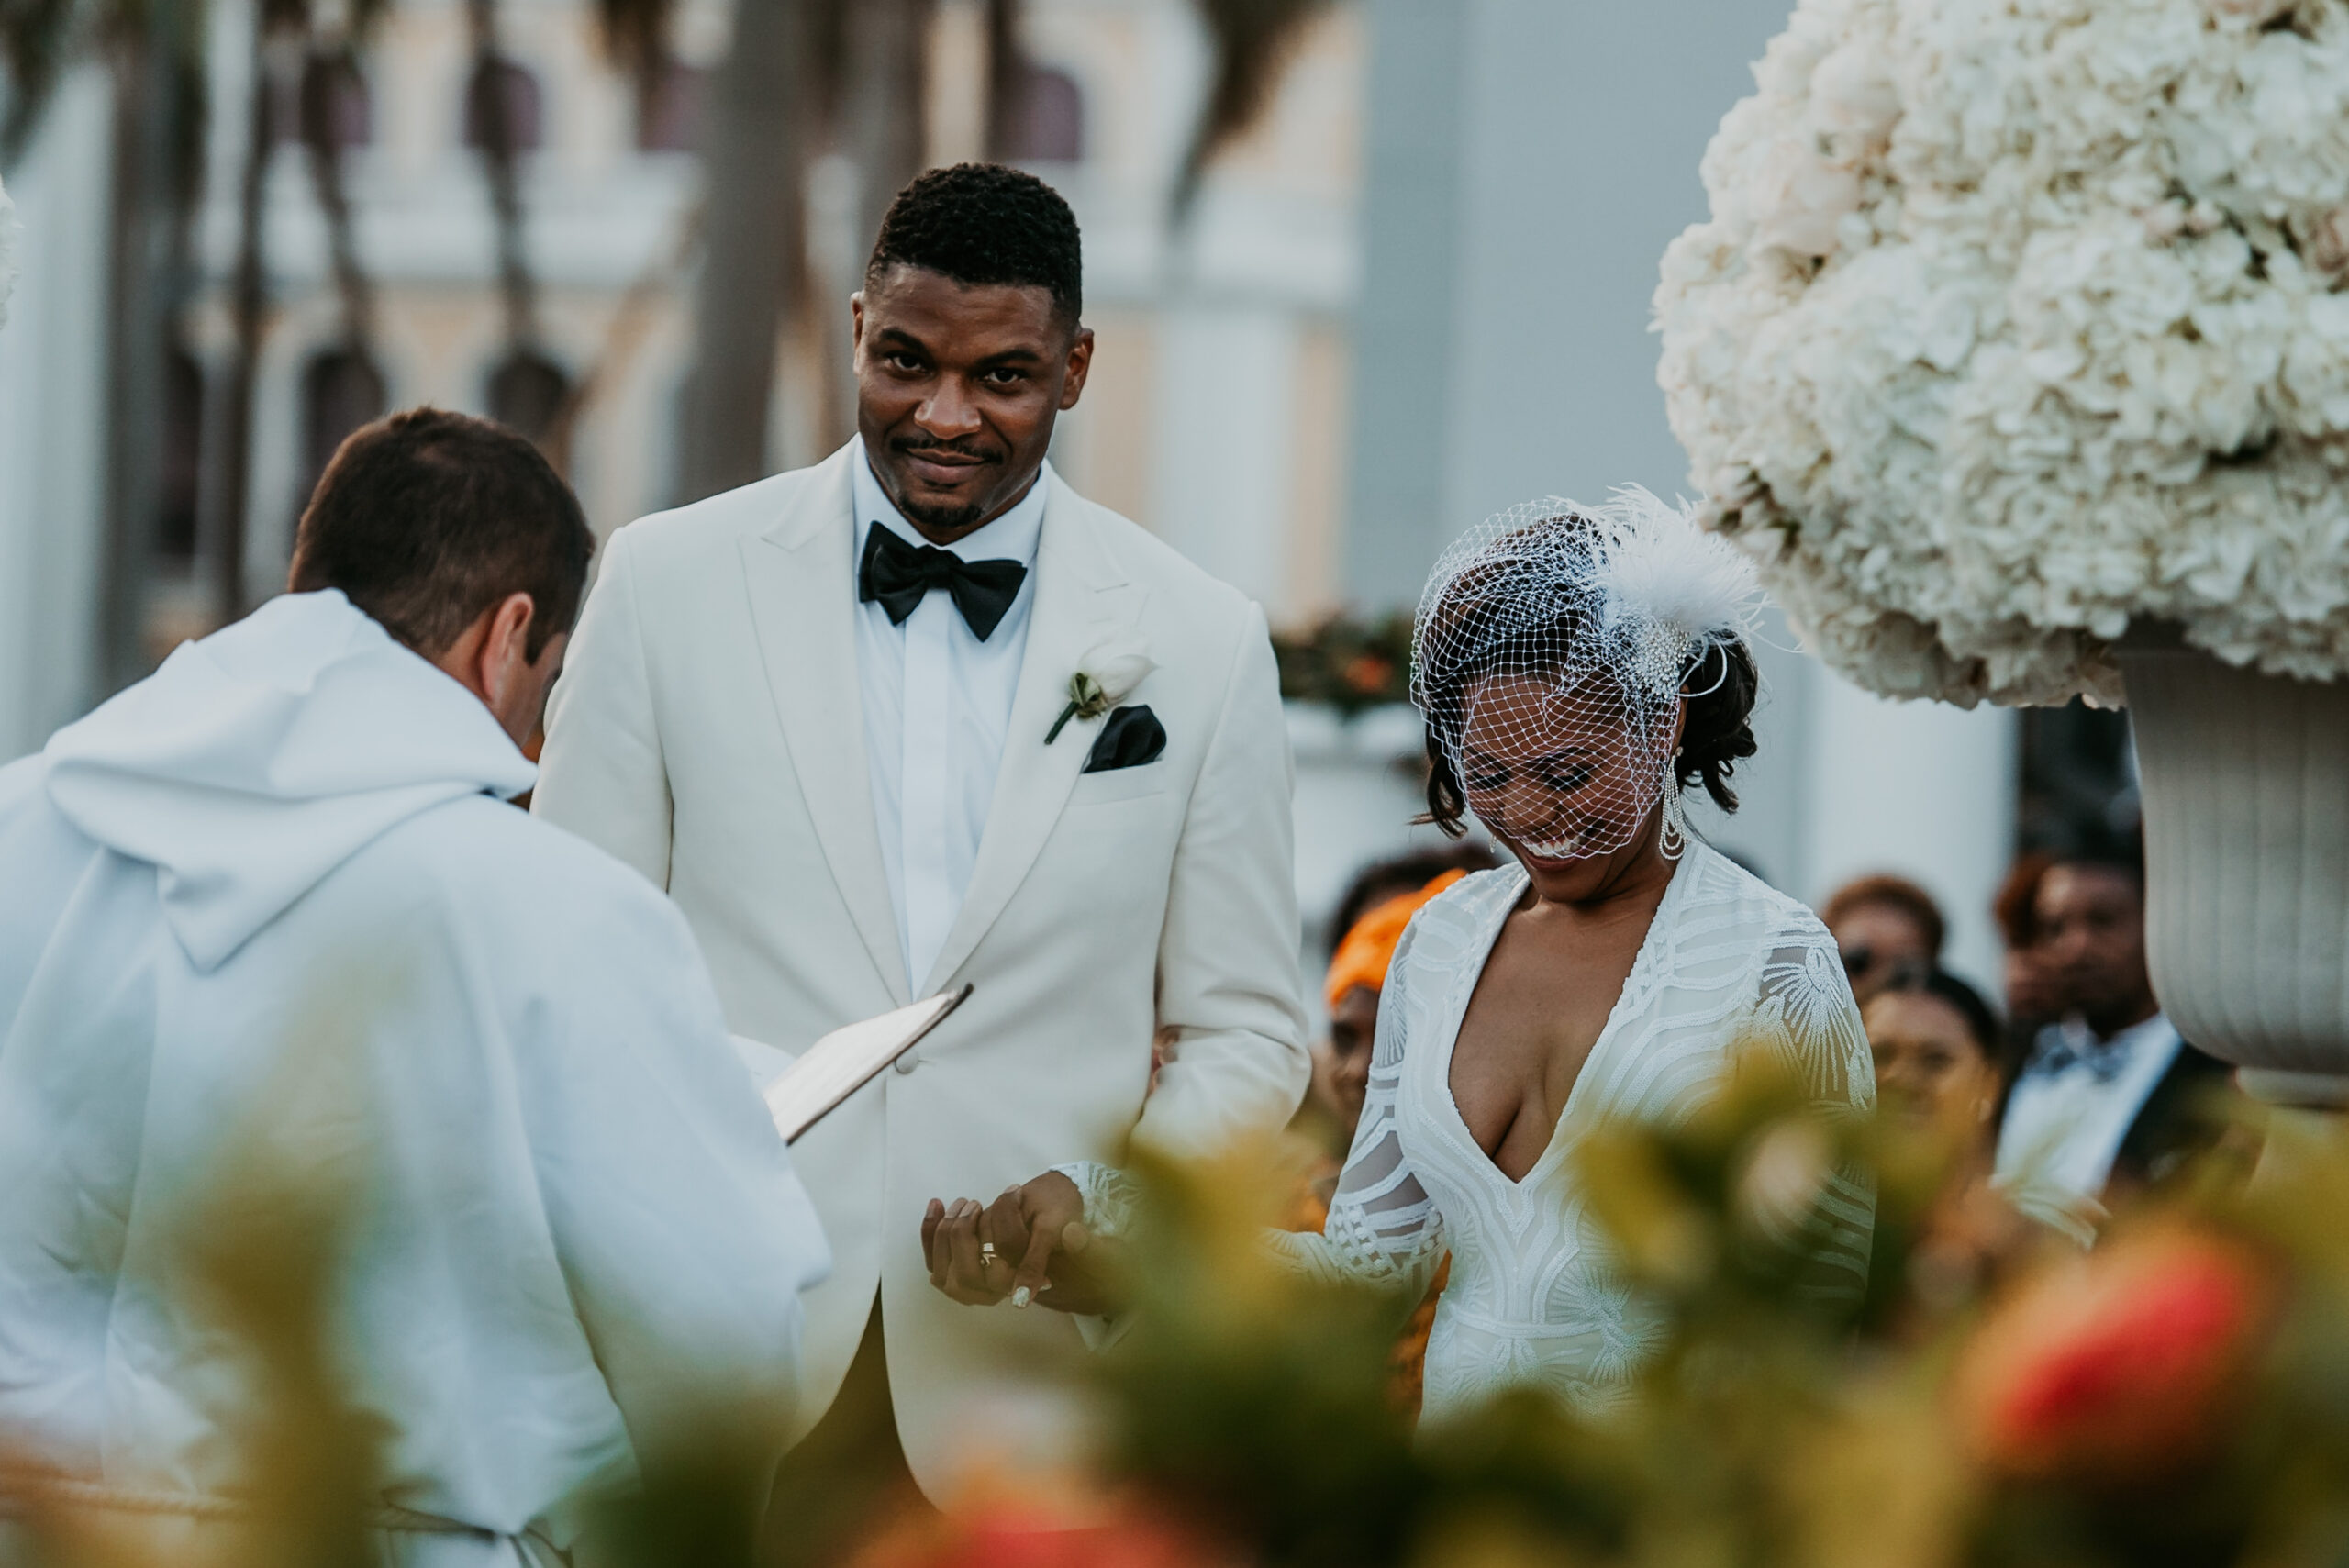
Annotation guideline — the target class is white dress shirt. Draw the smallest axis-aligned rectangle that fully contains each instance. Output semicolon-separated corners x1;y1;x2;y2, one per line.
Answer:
852;439;1050;994
1994;1010;2183;1220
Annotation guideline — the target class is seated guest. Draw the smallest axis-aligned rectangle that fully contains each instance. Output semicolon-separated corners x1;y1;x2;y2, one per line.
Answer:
1868;966;2009;1140
1864;967;2040;1329
1990;851;2062;1037
1822;873;1944;1003
0;410;829;1563
1992;835;2236;1234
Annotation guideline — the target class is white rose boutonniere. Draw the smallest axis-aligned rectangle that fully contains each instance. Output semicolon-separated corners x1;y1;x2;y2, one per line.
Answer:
1045;648;1155;745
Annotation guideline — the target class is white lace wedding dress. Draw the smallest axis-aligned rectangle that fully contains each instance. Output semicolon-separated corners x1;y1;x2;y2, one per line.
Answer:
1072;841;1875;1425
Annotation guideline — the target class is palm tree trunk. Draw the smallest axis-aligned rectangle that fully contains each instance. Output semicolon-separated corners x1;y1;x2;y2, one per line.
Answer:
677;0;809;503
196;22;274;627
813;0;928;450
465;0;535;353
302;48;377;350
982;0;1024;160
97;26;179;687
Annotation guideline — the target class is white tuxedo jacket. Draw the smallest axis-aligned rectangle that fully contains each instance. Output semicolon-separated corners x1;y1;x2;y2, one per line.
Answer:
533;444;1309;1493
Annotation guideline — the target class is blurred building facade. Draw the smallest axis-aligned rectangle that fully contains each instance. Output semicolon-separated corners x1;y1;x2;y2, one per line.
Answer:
0;0;1364;751
1;0;2058;997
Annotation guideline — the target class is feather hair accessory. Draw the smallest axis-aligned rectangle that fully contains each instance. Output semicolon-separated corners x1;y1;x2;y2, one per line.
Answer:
1590;484;1763;685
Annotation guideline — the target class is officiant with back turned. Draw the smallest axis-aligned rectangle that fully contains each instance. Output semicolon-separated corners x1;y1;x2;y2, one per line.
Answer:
532;163;1311;1499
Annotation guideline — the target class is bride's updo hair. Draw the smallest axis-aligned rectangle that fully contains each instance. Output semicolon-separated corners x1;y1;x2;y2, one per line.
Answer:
1666;639;1761;811
1412;491;1763;847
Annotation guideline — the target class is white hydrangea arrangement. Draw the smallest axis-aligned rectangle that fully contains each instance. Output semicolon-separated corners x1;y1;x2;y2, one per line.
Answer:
1655;0;2349;706
0;173;17;334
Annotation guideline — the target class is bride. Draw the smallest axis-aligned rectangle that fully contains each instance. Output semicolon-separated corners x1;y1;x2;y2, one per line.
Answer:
927;489;1875;1422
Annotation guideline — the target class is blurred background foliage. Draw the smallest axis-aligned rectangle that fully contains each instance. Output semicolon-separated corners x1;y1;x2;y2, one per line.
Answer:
9;1056;2336;1568
1271;610;1414;716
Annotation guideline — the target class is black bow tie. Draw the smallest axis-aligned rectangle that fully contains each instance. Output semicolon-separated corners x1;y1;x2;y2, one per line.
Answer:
858;525;1029;642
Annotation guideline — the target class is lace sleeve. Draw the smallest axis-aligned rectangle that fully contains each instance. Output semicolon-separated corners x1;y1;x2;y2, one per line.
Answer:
1749;929;1876;1312
1263;920;1444;1296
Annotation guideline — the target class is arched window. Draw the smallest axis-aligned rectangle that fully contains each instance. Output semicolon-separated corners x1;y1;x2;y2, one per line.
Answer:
1004;64;1084;164
273;53;371;149
464;58;543;154
636;58;703;153
485;348;571;447
298;347;388;517
156;344;206;562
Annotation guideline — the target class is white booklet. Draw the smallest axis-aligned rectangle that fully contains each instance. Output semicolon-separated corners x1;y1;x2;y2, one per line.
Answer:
733;984;971;1145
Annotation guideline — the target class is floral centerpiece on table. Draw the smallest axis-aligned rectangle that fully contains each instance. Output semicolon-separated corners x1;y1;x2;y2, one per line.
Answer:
1655;0;2349;706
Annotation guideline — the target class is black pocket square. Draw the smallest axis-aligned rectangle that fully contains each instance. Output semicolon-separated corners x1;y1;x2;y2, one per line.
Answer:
1082;706;1166;773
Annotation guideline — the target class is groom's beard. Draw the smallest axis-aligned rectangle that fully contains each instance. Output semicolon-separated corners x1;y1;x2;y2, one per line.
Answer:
900;495;987;534
891;437;1008;534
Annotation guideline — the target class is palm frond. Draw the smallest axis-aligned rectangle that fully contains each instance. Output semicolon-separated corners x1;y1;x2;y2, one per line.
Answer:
588;0;669;92
1171;0;1328;223
0;0;83;161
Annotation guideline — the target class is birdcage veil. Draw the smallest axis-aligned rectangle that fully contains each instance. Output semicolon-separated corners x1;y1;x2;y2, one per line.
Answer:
1409;486;1762;862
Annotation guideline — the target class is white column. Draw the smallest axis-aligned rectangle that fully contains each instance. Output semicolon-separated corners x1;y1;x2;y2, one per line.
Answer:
0;69;115;762
1146;303;1300;617
1795;673;2021;995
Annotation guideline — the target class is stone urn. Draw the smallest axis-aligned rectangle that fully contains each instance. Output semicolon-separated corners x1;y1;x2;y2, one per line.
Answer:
2119;642;2349;1106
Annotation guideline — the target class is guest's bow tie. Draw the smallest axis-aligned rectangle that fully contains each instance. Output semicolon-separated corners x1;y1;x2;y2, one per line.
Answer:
2024;1018;2133;1084
858;525;1028;641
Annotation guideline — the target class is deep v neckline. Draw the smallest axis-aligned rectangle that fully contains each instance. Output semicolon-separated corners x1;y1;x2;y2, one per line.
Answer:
1438;849;1696;1192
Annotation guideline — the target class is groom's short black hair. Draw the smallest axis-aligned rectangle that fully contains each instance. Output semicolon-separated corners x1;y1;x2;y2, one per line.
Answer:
289;406;594;661
864;163;1083;327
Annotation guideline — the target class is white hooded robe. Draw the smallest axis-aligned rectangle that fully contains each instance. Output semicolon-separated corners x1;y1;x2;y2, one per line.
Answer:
0;591;829;1564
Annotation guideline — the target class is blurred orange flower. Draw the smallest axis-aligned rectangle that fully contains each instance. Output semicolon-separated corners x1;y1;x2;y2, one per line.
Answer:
1340;653;1395;695
848;1496;1229;1568
1950;1227;2273;1485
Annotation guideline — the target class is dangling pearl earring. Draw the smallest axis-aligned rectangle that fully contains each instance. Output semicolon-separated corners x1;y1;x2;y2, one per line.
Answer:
1659;764;1687;862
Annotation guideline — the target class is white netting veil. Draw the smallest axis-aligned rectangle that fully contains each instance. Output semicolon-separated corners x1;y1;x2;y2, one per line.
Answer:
1410;486;1763;862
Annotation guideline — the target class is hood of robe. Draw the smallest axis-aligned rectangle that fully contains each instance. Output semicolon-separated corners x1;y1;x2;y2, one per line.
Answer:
42;590;537;972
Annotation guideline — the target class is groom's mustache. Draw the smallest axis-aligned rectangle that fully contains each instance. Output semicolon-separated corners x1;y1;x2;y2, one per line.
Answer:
893;437;1004;467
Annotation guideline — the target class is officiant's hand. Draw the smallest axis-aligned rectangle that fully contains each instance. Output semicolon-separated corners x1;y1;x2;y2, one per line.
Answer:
922;1173;1121;1316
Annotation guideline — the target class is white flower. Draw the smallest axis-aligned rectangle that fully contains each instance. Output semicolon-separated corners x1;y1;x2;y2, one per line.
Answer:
1654;0;2349;705
1808;40;1900;166
1084;649;1155;708
1753;138;1863;258
0;174;17;335
1045;645;1156;744
2298;206;2349;285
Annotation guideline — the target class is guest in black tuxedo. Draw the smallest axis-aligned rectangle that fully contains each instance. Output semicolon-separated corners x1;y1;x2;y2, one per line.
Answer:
1991;834;2240;1232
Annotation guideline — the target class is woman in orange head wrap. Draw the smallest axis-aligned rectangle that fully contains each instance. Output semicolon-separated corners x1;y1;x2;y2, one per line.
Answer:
1295;865;1479;1415
1319;870;1470;1134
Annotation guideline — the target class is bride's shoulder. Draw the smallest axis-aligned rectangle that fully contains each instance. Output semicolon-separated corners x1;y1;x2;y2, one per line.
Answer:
1682;842;1834;952
1390;863;1521;965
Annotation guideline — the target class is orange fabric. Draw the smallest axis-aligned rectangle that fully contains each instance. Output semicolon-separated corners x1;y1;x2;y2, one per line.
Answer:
1285;1154;1338;1235
1388;1257;1451;1417
1278;1159;1446;1418
1324;869;1469;1011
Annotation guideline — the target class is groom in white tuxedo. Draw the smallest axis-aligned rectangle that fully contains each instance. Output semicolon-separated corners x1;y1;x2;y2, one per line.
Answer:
533;164;1308;1499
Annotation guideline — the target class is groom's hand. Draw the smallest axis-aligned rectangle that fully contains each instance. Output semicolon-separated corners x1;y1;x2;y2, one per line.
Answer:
992;1173;1108;1316
922;1173;1122;1316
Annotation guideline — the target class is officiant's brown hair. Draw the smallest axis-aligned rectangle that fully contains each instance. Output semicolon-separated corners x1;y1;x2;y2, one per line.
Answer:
290;406;594;660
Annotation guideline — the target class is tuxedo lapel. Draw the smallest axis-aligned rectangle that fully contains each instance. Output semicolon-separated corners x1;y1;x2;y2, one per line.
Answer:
740;446;912;1005
921;478;1141;994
